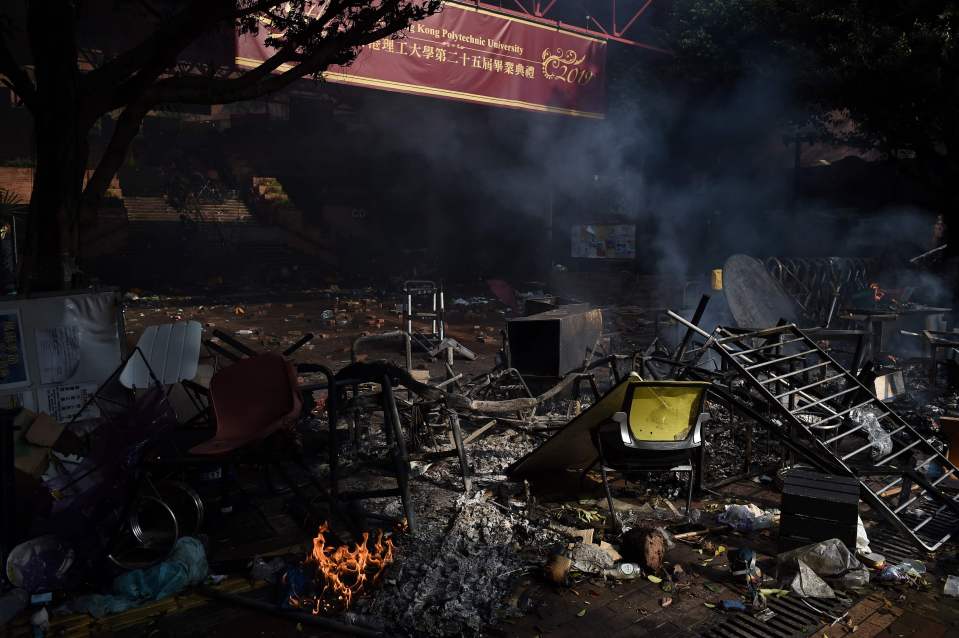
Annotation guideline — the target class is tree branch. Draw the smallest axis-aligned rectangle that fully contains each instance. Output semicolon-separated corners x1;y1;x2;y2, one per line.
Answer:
81;0;277;102
146;1;430;106
0;30;36;109
82;0;438;210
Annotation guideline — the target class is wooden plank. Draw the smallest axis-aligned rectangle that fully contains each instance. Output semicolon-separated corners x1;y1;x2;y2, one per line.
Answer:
463;419;497;445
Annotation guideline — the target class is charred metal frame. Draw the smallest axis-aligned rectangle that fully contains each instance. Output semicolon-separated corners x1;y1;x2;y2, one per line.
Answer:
672;312;959;552
764;257;875;327
476;0;669;51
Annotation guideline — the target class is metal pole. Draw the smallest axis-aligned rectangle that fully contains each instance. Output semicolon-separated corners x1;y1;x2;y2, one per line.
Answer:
670;294;710;378
667;309;712;340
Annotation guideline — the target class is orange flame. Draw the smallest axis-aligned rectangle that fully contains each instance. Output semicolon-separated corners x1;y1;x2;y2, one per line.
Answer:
289;522;394;615
869;283;885;303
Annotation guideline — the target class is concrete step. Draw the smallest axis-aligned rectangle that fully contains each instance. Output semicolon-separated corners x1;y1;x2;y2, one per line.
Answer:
124;196;254;223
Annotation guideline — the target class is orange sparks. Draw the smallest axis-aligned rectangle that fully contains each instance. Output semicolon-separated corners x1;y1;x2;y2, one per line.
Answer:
288;522;394;615
869;282;885;303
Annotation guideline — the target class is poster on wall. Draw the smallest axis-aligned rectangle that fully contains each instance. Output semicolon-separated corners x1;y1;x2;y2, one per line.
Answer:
0;309;29;389
570;224;636;259
39;383;100;423
36;326;82;385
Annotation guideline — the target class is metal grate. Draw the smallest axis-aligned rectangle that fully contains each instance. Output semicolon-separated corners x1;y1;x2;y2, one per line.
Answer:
868;520;939;566
702;595;851;638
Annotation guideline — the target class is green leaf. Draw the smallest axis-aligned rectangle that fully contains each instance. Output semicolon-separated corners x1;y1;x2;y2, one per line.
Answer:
647;575;663;584
577;608;587;617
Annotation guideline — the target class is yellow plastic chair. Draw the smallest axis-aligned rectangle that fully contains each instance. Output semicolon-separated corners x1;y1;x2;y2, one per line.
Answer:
591;381;710;524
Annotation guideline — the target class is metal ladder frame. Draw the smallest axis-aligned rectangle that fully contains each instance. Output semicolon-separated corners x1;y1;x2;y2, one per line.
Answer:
403;280;447;370
670;312;959;551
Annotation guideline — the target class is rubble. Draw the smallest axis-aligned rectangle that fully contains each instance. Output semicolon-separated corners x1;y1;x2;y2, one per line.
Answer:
5;261;959;638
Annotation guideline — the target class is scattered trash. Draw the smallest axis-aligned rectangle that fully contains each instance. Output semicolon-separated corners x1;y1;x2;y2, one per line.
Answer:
250;556;287;583
850;407;893;458
879;560;926;584
858;552;885;569
729;548;762;585
717;504;777;532
790;560;835;598
30;606;49;633
30;277;959;636
5;535;76;594
855;516;871;553
842;568;871;588
598;541;622;562
778;539;862;578
568;542;615;574
603;562;641;580
944;575;959;597
544;554;572;585
622;527;667;572
754;607;776;622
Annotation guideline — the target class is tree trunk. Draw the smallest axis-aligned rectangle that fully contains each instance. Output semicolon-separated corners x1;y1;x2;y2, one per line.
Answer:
19;0;84;293
21;112;86;292
79;102;151;227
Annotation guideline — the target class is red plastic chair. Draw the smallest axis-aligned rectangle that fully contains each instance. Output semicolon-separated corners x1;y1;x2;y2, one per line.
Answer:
190;353;302;456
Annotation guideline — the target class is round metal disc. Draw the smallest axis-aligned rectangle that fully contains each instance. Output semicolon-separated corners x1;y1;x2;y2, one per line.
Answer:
723;254;800;328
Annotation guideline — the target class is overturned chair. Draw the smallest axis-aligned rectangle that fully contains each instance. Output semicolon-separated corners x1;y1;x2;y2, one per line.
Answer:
592;381;710;524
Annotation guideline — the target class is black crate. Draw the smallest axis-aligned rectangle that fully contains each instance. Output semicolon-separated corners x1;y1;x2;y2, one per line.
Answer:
780;469;860;551
781;469;860;522
506;306;603;378
779;512;858;550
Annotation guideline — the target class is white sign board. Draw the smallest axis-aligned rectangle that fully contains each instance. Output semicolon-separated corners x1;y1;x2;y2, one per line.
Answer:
0;291;122;420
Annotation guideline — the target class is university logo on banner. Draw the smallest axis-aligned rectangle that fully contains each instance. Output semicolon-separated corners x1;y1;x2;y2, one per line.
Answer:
237;1;607;118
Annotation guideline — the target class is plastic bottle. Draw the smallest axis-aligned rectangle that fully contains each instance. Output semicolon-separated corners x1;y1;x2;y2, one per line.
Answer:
603;562;642;580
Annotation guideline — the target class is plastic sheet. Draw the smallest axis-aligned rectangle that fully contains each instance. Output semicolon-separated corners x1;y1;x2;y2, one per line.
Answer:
850;407;892;458
790;559;835;598
842;568;870;588
778;538;862;577
855;516;871;553
69;537;208;618
879;560;926;583
717;504;776;532
944;575;959;597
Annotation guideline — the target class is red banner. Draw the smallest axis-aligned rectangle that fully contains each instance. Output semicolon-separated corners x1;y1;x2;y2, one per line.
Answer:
237;1;606;118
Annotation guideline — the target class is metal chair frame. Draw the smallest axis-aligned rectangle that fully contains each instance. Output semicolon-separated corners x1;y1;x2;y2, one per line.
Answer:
593;381;710;525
